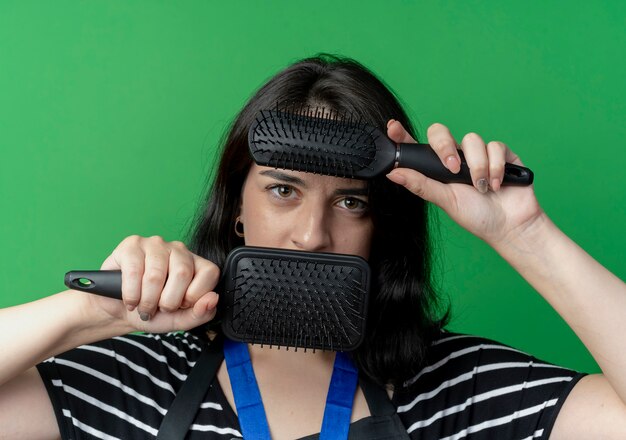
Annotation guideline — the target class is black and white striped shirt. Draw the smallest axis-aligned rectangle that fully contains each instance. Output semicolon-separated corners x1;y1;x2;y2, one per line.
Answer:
37;331;584;439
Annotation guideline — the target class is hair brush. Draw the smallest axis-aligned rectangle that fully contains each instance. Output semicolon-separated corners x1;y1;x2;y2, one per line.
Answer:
248;109;533;185
65;246;370;351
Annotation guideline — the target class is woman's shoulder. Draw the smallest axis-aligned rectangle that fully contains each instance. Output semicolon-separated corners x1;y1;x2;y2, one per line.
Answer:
109;331;206;369
427;330;546;367
401;330;580;389
39;331;208;385
36;332;237;439
392;330;584;439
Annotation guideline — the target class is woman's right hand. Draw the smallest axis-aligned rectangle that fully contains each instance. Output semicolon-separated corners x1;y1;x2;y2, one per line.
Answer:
88;235;219;334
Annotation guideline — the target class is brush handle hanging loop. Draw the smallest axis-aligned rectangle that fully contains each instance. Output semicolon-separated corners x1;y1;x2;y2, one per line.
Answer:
396;143;534;186
64;270;122;299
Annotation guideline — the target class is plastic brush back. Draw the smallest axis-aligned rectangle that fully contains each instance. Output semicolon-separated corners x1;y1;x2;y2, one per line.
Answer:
220;246;370;351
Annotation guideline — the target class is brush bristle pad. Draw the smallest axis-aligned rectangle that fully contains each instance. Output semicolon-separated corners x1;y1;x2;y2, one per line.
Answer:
220;246;370;351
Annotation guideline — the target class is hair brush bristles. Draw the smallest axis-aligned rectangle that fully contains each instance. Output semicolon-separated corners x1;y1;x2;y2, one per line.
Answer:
220;247;370;352
249;109;381;178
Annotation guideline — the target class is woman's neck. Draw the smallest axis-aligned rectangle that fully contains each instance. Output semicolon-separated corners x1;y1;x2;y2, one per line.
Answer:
248;343;336;369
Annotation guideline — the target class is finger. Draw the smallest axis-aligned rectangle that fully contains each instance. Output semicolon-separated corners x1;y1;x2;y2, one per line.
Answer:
173;292;219;331
460;132;489;193
386;168;452;208
505;148;524;167
113;237;146;312
426;123;462;174
100;254;118;270
181;257;221;308
138;236;170;321
486;141;507;191
158;243;194;312
387;119;418;144
192;292;219;321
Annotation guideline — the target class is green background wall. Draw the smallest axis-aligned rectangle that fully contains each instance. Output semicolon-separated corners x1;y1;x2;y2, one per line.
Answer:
1;1;624;373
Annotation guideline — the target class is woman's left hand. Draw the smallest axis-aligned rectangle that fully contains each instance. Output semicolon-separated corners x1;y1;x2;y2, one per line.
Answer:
385;120;544;246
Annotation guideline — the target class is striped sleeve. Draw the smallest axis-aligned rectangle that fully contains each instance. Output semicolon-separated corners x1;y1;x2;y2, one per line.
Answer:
36;332;242;440
393;332;585;440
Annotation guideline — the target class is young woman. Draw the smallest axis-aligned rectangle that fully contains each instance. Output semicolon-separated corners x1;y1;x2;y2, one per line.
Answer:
1;55;624;439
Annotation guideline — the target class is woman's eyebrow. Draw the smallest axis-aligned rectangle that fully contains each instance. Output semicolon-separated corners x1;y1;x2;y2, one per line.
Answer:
259;170;306;186
334;187;369;197
258;169;368;196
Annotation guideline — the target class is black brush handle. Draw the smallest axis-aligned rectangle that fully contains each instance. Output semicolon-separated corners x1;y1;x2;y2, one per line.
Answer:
397;143;534;186
65;270;122;299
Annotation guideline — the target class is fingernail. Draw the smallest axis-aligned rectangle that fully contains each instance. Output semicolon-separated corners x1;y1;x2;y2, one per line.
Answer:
139;311;151;321
477;178;489;194
446;156;460;173
490;178;501;191
387;119;397;128
386;172;406;186
126;304;136;312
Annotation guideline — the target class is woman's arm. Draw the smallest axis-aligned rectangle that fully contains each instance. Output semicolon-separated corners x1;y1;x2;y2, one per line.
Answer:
493;213;626;439
385;120;626;437
0;291;127;439
0;236;219;437
0;290;131;387
492;211;626;397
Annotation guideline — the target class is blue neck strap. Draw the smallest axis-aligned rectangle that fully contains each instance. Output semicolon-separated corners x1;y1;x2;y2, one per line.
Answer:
223;338;358;440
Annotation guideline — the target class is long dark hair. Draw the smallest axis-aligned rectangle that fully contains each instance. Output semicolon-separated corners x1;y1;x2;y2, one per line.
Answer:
188;54;449;386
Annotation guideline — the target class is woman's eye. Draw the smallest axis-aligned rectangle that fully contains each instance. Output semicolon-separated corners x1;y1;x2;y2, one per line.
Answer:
270;185;294;198
338;197;368;211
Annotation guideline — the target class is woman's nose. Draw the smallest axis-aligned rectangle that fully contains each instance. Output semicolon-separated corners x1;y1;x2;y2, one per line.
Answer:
290;206;332;252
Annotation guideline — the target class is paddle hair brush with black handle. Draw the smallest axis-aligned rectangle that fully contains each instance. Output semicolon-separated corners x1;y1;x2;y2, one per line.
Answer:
249;109;533;185
65;246;370;352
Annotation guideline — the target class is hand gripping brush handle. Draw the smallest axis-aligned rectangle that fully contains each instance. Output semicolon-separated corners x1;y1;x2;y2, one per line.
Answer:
65;246;371;351
249;109;533;185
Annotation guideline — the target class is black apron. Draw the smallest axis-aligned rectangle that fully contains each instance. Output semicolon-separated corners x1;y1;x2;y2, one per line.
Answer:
157;336;410;440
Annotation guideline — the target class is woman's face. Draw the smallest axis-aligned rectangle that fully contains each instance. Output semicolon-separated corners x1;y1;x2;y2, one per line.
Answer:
239;164;374;260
